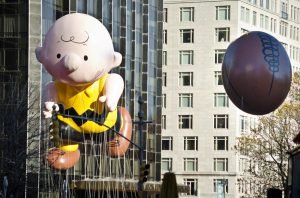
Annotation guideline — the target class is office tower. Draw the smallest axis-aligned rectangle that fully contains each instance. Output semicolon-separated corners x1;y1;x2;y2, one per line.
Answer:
162;0;300;197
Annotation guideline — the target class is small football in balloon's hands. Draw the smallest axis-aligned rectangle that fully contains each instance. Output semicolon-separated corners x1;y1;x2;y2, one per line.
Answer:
222;31;292;115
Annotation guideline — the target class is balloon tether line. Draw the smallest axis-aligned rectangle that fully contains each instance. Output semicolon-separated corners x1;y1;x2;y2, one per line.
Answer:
56;112;141;150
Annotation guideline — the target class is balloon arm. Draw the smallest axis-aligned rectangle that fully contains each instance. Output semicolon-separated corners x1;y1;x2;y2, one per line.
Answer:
43;82;58;118
100;73;124;112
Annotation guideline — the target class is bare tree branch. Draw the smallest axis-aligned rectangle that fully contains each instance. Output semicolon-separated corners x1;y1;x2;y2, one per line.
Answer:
235;73;300;197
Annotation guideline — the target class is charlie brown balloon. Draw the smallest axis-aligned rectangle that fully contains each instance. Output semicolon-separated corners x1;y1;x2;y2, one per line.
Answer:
36;13;132;170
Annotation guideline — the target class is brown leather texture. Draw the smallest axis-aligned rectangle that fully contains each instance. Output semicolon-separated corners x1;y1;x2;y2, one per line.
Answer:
107;106;132;156
47;148;80;170
222;31;292;115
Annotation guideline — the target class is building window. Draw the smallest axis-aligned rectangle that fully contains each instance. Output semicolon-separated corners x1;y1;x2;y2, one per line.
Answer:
184;178;198;196
214;158;228;172
184;136;198;150
179;50;194;65
180;7;194;22
253;11;257;26
163;8;168;22
214;114;229;129
216;5;230;20
161;158;172;171
214;93;229;107
239;157;250;172
213;179;228;193
214;136;228;150
241;6;245;21
180;29;194;43
241;7;250;23
184;158;198;171
215;28;230;42
260;14;264;28
266;0;270;9
163;51;167;65
162;94;166;108
260;0;264;7
179;72;193;86
270;18;277;33
245;8;250;22
162;115;166;129
215;50;226;64
162;72;167;86
163;30;167;44
179;93;193;107
214;71;223;85
162;136;173;150
281;2;288;19
265;15;269;30
240;115;248;133
179;115;193;129
280;21;288;37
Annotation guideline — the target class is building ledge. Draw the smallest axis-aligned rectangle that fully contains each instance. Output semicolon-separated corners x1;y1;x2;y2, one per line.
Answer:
70;178;189;193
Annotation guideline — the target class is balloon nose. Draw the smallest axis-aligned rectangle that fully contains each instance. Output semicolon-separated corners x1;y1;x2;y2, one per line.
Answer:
62;54;81;72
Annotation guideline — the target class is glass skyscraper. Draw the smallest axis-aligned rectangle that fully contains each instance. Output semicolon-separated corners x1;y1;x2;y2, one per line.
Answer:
0;0;162;197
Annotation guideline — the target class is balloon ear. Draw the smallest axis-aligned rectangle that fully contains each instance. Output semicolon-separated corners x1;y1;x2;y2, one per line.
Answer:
113;52;122;67
35;47;44;63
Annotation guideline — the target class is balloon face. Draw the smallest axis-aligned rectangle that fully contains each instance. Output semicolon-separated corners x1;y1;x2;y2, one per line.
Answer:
36;13;122;86
222;31;292;115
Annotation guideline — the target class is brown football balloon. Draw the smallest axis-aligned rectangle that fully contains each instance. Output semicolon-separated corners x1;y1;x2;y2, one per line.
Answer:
47;148;80;170
222;31;292;115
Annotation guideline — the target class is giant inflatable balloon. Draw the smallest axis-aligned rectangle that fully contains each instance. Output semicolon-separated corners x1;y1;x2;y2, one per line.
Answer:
36;13;132;170
222;31;292;115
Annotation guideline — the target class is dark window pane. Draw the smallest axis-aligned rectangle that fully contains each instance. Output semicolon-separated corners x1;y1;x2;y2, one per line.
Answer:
5;49;18;70
218;140;225;150
162;140;171;150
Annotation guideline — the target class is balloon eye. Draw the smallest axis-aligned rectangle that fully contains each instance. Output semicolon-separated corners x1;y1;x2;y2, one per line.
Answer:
84;55;88;61
57;53;61;59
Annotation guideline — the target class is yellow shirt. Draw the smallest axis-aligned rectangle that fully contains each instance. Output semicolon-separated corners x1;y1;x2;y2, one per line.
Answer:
55;74;117;133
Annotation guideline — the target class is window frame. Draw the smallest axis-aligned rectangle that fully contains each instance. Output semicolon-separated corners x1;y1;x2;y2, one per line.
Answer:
184;136;198;151
214;93;229;107
214;136;229;151
179;50;194;65
216;5;230;20
163;51;167;65
240;115;249;133
213;179;228;193
163;8;168;22
179;93;193;108
214;158;228;172
162;136;173;150
162;93;166;108
162;72;167;86
161;158;172;171
214;114;229;129
180;7;194;22
163;29;167;44
215;27;230;42
162;115;166;129
180;29;194;43
215;49;226;64
179;115;193;129
214;71;223;85
184;178;198;196
179;72;193;86
184;158;198;171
